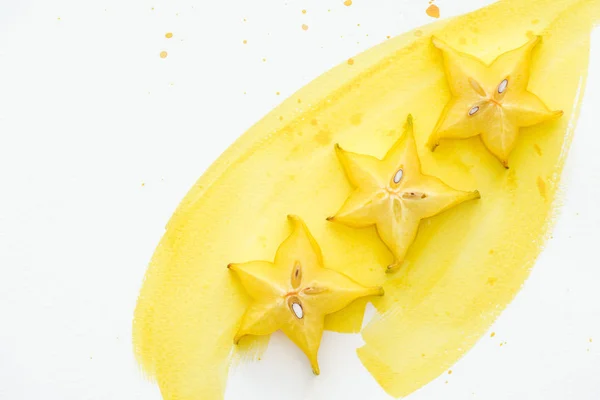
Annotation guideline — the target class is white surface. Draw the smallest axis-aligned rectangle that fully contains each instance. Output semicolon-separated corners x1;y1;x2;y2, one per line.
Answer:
0;1;598;399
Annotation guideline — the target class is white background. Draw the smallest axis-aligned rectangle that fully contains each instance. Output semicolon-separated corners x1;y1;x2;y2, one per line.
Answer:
0;0;599;399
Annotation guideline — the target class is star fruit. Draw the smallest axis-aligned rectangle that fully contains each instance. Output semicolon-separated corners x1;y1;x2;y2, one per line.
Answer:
329;115;480;273
428;36;563;167
228;215;383;375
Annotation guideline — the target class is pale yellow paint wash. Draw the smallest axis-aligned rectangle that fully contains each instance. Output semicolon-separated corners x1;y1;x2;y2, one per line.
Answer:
133;0;599;398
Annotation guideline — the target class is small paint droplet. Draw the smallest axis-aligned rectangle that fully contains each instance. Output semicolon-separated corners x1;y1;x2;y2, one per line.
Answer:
491;332;496;337
344;0;353;6
347;58;355;65
243;18;247;22
141;183;145;187
302;9;307;14
262;58;266;62
291;302;304;319
393;169;403;183
386;35;391;39
498;79;508;94
276;91;280;95
448;370;453;375
537;176;547;200
468;106;480;116
160;51;168;59
165;32;173;39
57;17;61;21
590;338;593;343
302;24;309;31
243;40;247;44
426;4;440;18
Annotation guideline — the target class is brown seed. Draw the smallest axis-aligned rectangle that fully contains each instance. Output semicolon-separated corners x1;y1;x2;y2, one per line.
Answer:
291;261;302;289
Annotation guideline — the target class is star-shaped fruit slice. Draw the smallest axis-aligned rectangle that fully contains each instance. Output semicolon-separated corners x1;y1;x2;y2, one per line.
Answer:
428;36;563;167
329;115;480;272
228;215;383;375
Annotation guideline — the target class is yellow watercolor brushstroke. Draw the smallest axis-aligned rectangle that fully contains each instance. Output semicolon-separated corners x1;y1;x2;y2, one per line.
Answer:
132;0;599;398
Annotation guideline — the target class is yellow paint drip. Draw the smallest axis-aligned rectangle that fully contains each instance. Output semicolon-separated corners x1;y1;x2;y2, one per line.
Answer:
133;0;599;398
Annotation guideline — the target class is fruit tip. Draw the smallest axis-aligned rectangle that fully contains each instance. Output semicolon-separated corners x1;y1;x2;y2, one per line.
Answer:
472;189;481;200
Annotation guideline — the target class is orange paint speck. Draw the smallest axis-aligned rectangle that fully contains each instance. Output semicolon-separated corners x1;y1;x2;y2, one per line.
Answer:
302;24;309;31
165;32;173;39
347;58;355;65
537;176;547;201
491;332;496;338
160;51;168;59
426;4;440;18
344;0;353;6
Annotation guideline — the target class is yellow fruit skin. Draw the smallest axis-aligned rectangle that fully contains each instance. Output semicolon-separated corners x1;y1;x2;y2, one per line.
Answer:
429;35;563;167
229;215;383;376
133;0;599;398
330;115;480;272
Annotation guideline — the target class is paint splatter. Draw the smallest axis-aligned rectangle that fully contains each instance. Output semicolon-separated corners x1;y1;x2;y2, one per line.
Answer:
243;40;247;44
537;176;547;201
165;32;173;39
491;332;496;338
347;58;355;65
159;51;168;59
426;4;440;18
302;9;307;14
302;24;309;31
344;0;353;6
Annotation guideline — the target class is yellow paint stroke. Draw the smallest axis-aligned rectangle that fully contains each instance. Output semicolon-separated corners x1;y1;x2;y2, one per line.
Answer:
133;0;599;398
